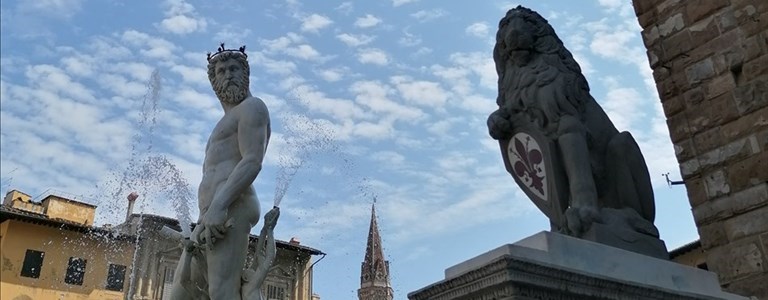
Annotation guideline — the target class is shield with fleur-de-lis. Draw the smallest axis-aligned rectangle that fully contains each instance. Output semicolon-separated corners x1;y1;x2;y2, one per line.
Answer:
498;125;568;229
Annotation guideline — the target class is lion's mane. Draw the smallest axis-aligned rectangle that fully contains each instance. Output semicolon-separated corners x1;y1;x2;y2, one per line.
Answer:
492;6;596;138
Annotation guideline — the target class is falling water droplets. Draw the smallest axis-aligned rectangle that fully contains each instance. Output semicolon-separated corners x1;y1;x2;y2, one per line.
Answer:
80;70;198;296
94;70;194;236
272;113;340;207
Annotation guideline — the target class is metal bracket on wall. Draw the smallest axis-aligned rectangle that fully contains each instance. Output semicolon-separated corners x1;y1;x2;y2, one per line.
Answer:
662;173;685;187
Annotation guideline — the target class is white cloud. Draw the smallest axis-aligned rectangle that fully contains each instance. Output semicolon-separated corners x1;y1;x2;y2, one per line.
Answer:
390;76;449;107
410;9;447;22
158;0;207;35
160;15;206;35
336;33;375;47
459;94;496;114
350;80;422;123
601;78;645;132
357;48;389;65
278;200;370;246
110;62;154;82
96;74;147;99
316;68;345;82
335;2;353;15
398;30;421;47
547;10;562;20
248;50;304;75
120;30;177;60
371;150;405;166
214;26;252;44
352;121;396;139
260;59;299;76
585;19;653;86
354;14;382;28
566;32;588;51
60;55;95;77
465;22;490;38
589;28;635;60
17;0;84;19
25;64;96;103
301;14;333;33
292;84;367;121
163;0;195;15
277;75;306;91
284;44;322;61
260;36;294;52
392;0;418;7
597;0;622;9
448;52;497;90
170;64;209;87
381;172;530;243
431;64;471;95
1;73;138;186
596;0;634;16
413;47;432;56
498;2;520;12
427;118;459;136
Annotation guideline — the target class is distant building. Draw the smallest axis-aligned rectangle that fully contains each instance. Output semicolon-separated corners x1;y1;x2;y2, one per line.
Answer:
358;203;394;300
1;189;136;300
669;240;707;271
1;189;324;300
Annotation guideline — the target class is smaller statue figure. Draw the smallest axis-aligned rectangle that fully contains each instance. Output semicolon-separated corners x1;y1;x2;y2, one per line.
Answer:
488;6;666;257
169;237;208;300
241;207;280;300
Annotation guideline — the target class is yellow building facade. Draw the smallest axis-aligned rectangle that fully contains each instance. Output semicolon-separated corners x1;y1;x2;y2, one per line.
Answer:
1;189;324;300
1;190;136;300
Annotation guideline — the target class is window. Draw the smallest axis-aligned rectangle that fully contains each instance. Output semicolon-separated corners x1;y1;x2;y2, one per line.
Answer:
265;283;286;300
65;257;87;285
160;264;176;300
106;264;127;291
20;249;45;278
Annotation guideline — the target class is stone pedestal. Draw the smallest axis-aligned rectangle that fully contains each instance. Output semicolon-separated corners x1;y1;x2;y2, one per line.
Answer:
581;222;669;260
408;232;748;300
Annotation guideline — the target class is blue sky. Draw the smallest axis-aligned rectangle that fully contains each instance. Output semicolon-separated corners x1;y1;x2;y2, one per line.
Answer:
0;0;699;299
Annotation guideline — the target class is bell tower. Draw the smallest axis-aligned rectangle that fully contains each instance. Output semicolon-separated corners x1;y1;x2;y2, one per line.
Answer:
358;202;393;300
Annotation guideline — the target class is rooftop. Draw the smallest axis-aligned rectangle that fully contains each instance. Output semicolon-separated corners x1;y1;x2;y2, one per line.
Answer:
0;204;134;241
669;239;702;259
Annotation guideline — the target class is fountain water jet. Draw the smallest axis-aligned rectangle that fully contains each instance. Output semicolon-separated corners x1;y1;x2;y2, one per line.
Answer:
272;113;339;207
89;70;196;298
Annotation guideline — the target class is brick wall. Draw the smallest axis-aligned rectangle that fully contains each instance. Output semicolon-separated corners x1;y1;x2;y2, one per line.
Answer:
633;0;767;298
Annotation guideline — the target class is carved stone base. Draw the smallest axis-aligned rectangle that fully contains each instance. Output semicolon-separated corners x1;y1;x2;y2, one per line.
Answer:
408;232;747;300
581;222;669;259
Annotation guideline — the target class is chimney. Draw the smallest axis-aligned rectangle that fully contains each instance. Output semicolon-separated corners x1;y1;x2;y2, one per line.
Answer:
289;237;301;245
126;192;139;222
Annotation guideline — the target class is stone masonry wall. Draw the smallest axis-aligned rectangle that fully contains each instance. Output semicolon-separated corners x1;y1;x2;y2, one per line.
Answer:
633;0;767;298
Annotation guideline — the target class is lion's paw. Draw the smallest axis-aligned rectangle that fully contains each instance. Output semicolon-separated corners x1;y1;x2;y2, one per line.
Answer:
487;110;514;140
564;206;600;236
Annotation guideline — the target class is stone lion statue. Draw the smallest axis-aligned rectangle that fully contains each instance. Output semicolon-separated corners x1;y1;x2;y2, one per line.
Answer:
487;6;660;241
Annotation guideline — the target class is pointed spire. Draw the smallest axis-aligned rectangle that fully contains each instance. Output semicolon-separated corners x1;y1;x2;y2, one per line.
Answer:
362;202;383;278
359;199;393;300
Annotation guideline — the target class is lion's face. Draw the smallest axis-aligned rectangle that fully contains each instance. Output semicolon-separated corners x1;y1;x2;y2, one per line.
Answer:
494;7;552;69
